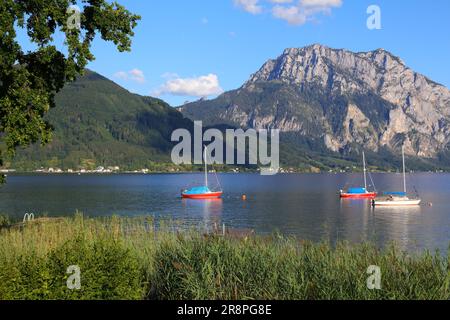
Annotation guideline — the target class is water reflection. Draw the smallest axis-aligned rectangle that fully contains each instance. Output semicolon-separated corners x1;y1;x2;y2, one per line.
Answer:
338;198;373;244
372;205;423;252
182;198;223;231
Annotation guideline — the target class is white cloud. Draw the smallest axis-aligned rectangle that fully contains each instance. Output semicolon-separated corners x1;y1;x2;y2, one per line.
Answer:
129;69;145;83
272;0;342;25
114;68;146;84
273;5;306;25
234;0;263;14
301;0;342;7
233;0;342;25
154;74;224;97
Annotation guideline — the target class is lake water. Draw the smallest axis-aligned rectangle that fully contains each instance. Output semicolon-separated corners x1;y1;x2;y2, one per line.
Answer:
1;173;449;253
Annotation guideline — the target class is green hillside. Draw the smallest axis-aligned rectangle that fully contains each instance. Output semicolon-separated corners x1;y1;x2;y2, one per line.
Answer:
9;70;192;171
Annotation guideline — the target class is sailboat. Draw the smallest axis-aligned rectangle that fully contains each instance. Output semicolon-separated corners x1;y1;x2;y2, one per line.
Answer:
181;146;223;199
372;146;421;206
340;151;377;199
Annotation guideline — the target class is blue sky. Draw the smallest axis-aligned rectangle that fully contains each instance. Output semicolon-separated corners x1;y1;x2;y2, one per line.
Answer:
18;0;450;106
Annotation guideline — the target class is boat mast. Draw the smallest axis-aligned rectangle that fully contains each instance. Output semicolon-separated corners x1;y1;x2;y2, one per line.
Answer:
402;145;406;193
362;151;367;190
204;146;208;187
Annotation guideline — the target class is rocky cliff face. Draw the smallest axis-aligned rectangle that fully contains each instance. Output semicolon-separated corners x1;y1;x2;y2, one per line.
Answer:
181;44;450;159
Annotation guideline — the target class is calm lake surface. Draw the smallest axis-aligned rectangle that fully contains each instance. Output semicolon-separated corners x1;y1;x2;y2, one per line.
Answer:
1;173;449;253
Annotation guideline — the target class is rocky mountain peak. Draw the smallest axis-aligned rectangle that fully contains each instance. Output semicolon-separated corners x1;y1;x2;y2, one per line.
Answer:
182;44;450;160
246;44;410;94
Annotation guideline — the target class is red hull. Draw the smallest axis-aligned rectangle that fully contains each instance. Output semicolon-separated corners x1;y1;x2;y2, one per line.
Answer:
340;192;377;199
182;192;223;199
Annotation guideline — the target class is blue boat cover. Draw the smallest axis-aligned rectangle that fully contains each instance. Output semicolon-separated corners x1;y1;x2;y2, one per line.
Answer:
183;186;210;195
383;191;407;196
347;187;367;194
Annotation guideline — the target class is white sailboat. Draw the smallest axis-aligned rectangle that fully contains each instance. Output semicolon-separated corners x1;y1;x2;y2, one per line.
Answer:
372;146;421;207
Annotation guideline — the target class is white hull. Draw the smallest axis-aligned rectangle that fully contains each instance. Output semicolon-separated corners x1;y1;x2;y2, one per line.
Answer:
373;199;421;206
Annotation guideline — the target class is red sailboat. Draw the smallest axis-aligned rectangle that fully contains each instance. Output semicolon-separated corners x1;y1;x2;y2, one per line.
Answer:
181;146;223;199
340;151;377;199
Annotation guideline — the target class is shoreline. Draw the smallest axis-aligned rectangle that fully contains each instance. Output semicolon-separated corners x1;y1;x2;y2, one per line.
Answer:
2;170;450;176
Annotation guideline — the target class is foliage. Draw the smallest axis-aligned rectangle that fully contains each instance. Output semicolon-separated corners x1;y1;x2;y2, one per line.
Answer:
46;236;143;300
153;235;450;300
0;215;145;300
0;0;140;182
0;215;449;300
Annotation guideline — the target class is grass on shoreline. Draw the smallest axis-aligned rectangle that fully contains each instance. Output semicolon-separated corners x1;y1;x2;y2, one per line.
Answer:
0;214;449;300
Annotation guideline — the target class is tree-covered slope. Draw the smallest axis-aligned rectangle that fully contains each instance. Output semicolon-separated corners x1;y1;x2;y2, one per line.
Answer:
9;70;192;170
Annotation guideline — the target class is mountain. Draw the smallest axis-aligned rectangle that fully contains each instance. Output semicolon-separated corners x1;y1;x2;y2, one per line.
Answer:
180;44;450;170
10;70;193;171
6;45;450;172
